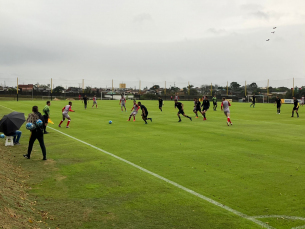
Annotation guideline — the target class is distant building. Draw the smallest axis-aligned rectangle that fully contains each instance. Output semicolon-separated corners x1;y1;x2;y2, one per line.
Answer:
18;84;34;92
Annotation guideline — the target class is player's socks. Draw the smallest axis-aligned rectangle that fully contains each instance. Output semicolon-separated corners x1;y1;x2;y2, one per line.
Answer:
203;113;206;118
59;120;63;126
227;117;231;123
297;113;299;118
148;118;152;122
178;119;181;122
67;120;70;127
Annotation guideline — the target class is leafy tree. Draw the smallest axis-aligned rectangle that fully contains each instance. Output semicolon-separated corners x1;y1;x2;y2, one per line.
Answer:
84;86;92;94
230;82;241;90
53;86;65;93
150;85;160;90
249;82;258;88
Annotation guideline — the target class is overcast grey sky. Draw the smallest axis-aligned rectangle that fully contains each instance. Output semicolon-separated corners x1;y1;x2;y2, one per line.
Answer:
0;0;304;89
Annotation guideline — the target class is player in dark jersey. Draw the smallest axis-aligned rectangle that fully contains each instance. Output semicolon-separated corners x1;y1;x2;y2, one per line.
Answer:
83;95;89;109
158;97;163;112
250;94;256;108
274;96;282;114
201;96;210;121
212;95;217;111
175;100;192;122
291;97;299;118
193;98;201;118
138;102;152;124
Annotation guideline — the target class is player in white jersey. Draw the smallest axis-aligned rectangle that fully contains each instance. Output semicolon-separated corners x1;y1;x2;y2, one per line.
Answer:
128;100;140;121
92;95;98;108
301;95;304;106
119;96;127;112
58;102;75;128
221;97;232;126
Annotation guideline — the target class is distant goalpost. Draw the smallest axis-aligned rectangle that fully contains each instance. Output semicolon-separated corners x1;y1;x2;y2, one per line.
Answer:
247;95;264;103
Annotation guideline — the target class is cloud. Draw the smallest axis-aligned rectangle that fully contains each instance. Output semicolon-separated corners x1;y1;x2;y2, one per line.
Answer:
133;13;153;23
249;11;270;20
240;4;263;11
207;28;227;35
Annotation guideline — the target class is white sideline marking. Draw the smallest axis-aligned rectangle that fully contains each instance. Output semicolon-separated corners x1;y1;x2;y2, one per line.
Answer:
1;104;304;229
47;127;274;229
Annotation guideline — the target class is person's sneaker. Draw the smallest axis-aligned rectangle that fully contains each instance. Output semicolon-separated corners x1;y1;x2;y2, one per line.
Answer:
58;125;61;127
196;116;198;118
127;119;130;121
291;116;294;117
204;117;207;121
23;154;30;159
230;122;233;125
145;122;148;124
14;142;20;145
43;158;47;160
133;120;136;122
44;131;49;134
190;117;192;121
227;122;230;126
150;118;152;122
178;120;181;122
66;126;70;128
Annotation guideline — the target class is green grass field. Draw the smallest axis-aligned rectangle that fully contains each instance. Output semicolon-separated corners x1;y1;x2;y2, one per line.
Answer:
1;100;305;229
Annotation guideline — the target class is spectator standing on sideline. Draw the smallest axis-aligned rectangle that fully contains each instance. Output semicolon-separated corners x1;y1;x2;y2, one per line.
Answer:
24;106;47;160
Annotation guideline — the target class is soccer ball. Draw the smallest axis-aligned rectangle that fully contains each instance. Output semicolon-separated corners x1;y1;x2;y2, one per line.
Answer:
109;120;112;124
0;134;4;139
26;122;36;130
36;119;43;127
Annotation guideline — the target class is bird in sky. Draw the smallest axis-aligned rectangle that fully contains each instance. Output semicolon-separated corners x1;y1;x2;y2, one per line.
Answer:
273;27;277;29
266;39;270;41
271;31;275;33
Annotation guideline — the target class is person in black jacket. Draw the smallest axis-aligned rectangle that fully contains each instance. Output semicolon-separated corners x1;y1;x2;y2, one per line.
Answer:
23;106;47;160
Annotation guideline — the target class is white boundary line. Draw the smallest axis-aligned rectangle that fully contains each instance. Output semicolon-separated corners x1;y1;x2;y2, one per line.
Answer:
1;104;305;229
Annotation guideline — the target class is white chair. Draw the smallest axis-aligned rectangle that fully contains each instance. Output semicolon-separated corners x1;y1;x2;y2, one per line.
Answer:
5;136;14;146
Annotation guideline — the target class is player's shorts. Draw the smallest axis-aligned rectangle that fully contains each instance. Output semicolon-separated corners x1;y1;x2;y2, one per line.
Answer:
121;104;126;108
159;103;163;107
43;115;48;124
93;101;97;104
178;110;185;115
224;111;230;116
131;111;138;116
202;107;209;112
213;102;217;106
195;108;201;112
142;111;148;118
62;113;70;120
293;107;299;111
277;104;281;108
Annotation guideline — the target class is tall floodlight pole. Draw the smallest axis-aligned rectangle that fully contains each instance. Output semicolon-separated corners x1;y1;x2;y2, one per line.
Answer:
17;77;18;102
227;81;228;96
51;78;53;101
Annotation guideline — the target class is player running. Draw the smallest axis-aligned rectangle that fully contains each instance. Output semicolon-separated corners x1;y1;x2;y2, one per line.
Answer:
175;100;192;122
221;97;232;126
201;96;210;121
138;102;152;124
274;96;282;114
158;97;163;112
92;95;98;108
128;100;140;121
42;101;51;134
120;95;127;112
291;97;299;118
83;95;89;109
212;95;217;111
193;98;201;118
58;102;75;128
250;94;256;108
